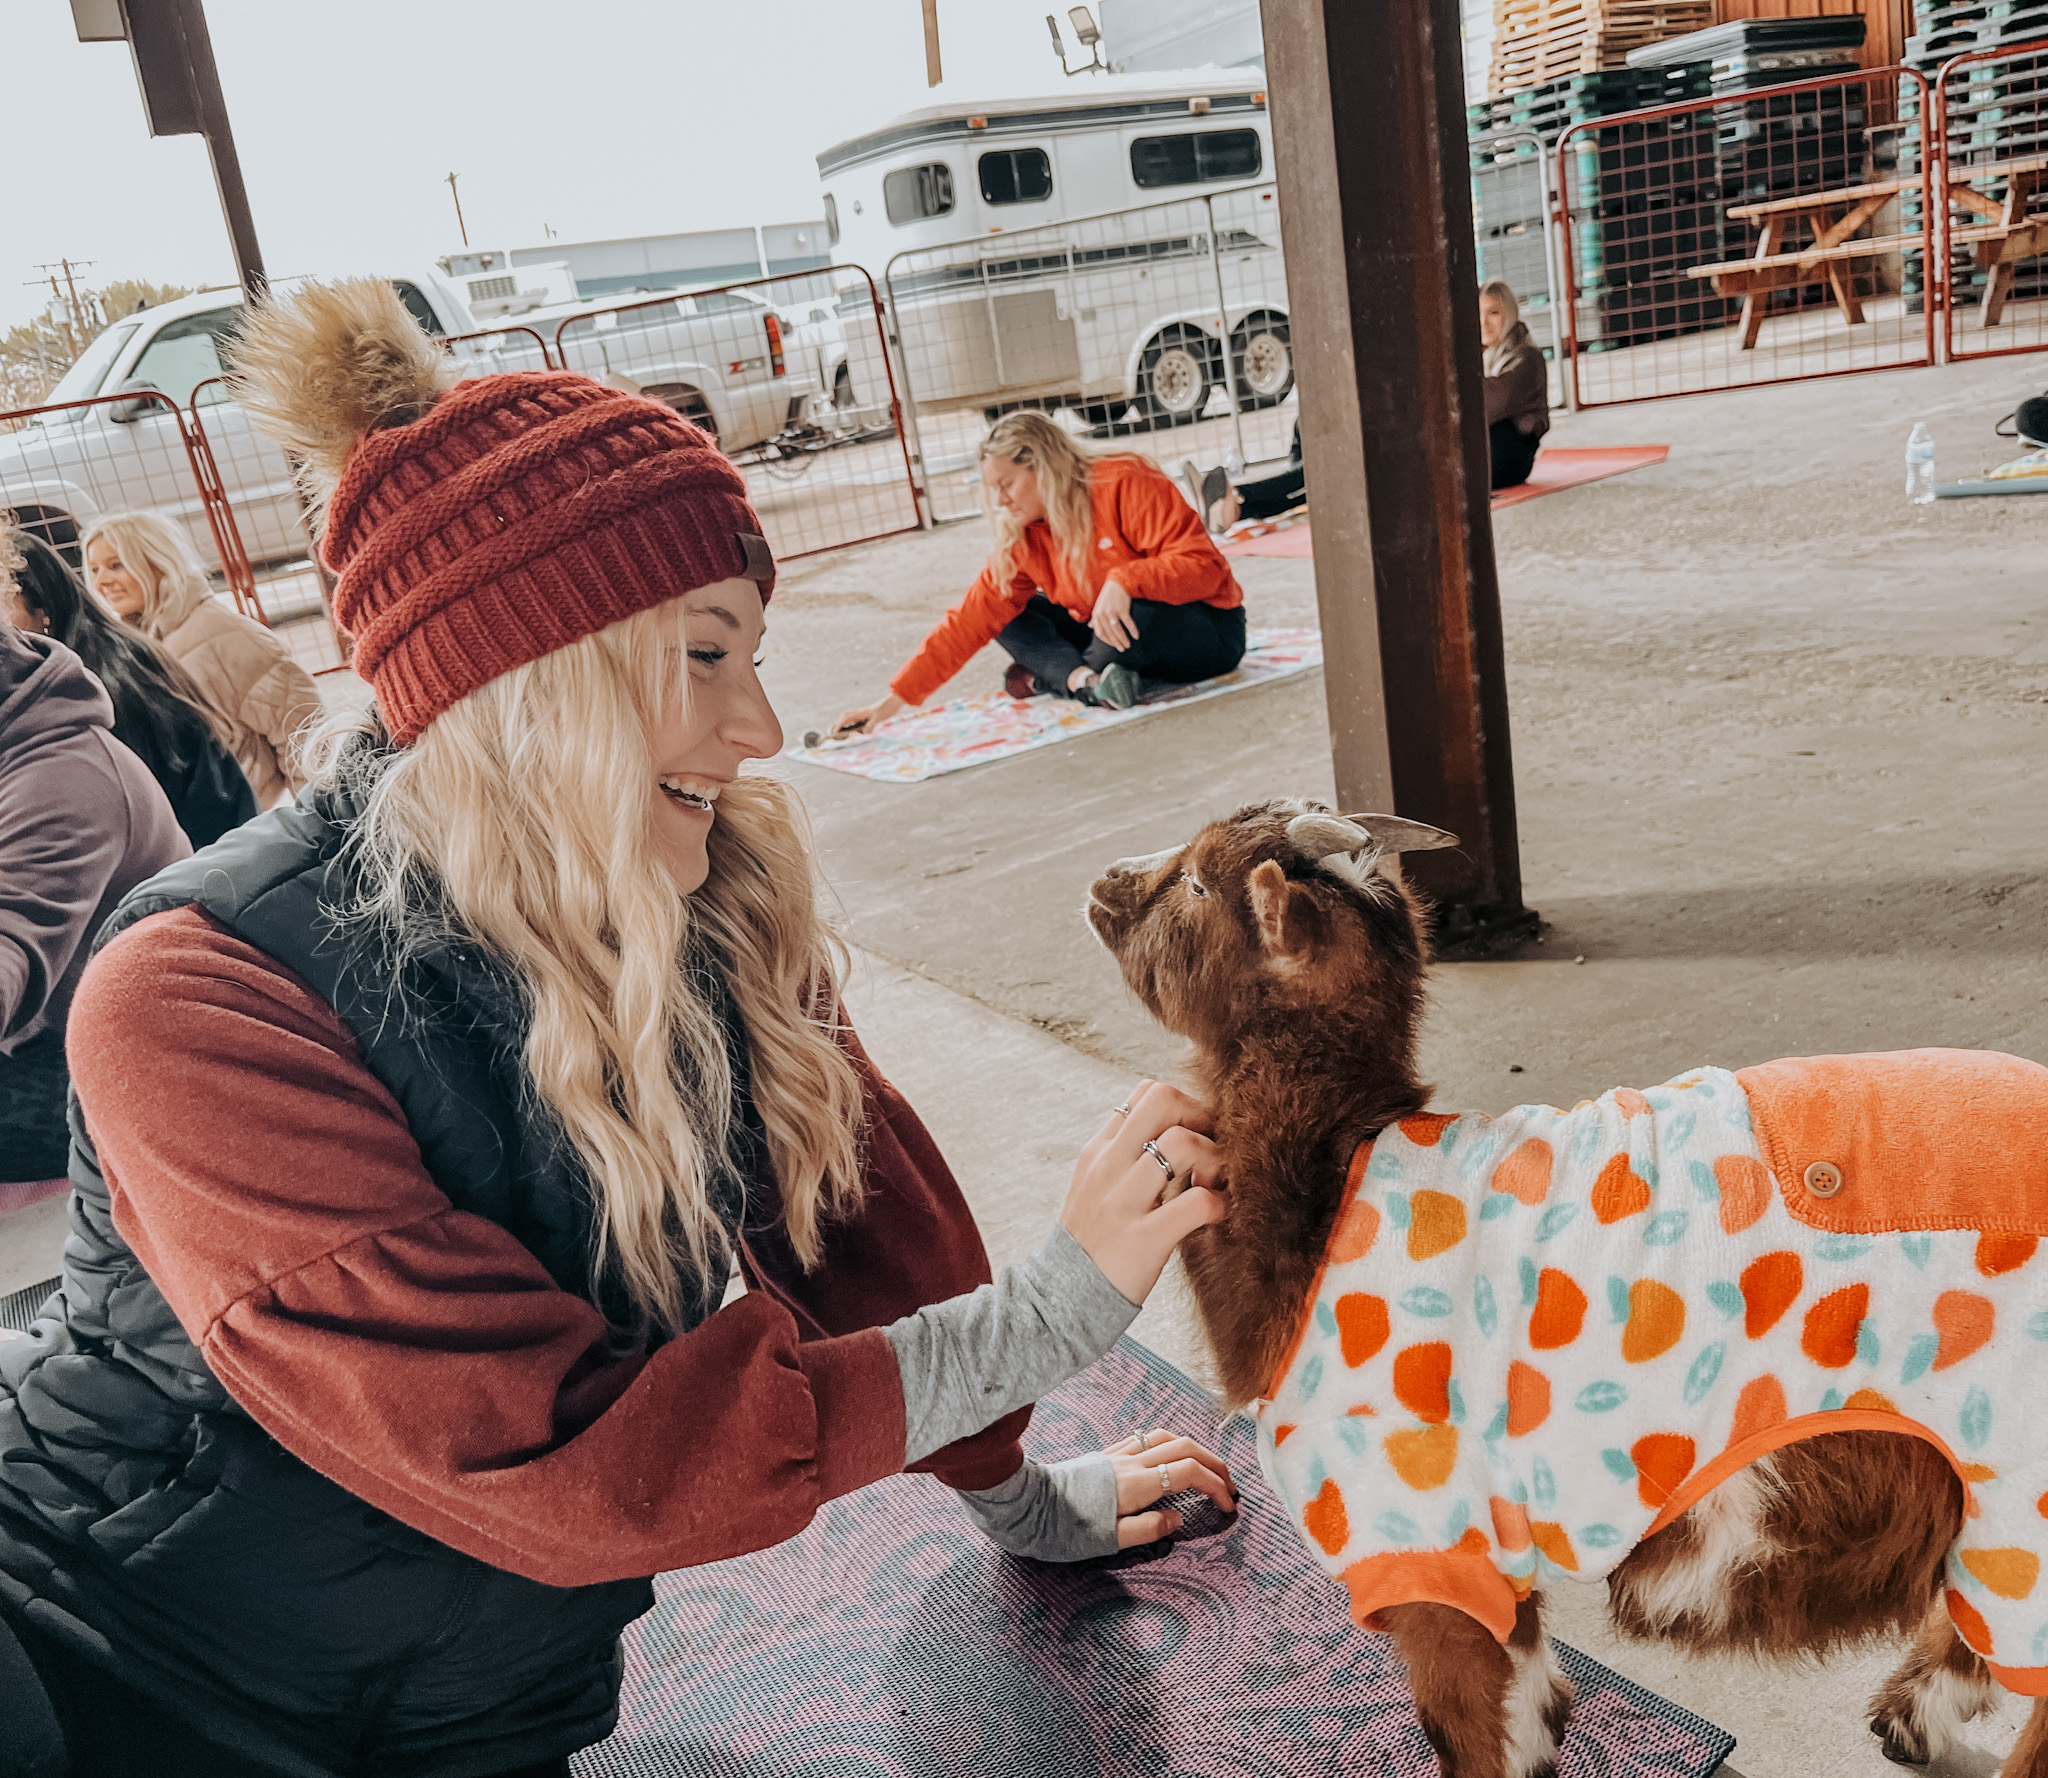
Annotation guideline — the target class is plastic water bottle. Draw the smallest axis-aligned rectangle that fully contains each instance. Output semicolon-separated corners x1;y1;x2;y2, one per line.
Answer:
1905;422;1936;505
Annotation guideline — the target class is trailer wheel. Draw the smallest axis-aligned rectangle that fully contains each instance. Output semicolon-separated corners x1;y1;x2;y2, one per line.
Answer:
643;384;720;446
9;506;81;569
1133;328;1216;427
1231;314;1293;409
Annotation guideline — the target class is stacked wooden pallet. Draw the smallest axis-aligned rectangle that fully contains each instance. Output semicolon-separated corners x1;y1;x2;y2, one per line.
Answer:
1488;0;1716;94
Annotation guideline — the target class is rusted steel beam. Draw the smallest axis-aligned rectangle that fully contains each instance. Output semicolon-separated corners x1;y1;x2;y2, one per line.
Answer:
1260;0;1537;952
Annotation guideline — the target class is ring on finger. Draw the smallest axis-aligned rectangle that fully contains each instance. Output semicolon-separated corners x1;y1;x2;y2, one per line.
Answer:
1141;1138;1177;1183
1111;1101;1133;1118
1157;1463;1174;1497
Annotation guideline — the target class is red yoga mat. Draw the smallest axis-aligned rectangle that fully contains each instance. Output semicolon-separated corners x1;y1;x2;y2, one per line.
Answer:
1220;445;1669;557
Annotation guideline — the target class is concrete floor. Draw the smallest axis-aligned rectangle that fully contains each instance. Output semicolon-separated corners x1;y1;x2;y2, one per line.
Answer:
1;352;2041;1773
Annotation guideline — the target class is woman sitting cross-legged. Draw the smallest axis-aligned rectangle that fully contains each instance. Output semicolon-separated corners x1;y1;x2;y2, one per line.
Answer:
0;282;1235;1778
835;413;1245;730
1479;278;1551;491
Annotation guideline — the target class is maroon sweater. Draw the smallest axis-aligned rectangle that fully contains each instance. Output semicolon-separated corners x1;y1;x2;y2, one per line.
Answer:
66;905;1026;1588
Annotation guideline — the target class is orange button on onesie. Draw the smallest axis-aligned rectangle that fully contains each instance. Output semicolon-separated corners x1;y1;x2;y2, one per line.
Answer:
1257;1049;2048;1693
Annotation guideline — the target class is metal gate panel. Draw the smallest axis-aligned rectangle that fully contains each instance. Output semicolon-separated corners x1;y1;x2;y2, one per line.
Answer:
1934;34;2048;364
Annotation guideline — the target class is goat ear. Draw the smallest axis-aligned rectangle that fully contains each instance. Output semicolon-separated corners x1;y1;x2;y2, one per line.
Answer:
1248;859;1321;959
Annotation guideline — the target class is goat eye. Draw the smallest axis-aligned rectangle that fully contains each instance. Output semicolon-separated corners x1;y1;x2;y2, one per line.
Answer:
1184;874;1208;899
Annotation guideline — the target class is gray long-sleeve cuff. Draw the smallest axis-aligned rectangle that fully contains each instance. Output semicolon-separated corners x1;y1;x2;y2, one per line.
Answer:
956;1453;1120;1562
887;1222;1138;1466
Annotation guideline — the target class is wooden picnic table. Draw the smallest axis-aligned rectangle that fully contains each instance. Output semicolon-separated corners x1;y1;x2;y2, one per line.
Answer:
1685;152;2048;344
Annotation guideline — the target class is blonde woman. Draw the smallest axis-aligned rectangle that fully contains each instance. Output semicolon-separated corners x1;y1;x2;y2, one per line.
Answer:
0;283;1232;1777
1479;279;1550;491
836;412;1245;732
84;508;323;804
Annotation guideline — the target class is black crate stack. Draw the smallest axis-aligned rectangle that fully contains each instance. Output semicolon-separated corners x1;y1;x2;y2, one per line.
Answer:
1903;0;2048;315
1469;64;1720;350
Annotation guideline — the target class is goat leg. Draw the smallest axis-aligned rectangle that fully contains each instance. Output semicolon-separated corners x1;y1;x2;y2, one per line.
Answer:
1868;1596;1999;1766
1382;1594;1571;1778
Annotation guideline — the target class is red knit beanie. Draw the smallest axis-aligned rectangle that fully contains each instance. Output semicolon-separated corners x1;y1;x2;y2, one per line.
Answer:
319;370;775;746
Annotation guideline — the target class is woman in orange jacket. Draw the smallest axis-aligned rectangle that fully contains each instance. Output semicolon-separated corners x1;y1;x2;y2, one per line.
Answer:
836;414;1246;732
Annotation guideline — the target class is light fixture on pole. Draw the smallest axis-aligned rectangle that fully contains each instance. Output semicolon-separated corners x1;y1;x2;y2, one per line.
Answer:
1046;6;1107;75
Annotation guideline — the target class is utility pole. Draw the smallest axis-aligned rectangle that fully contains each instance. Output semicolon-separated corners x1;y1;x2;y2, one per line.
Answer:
445;172;468;247
1260;0;1538;952
72;0;266;301
921;0;942;85
28;260;98;357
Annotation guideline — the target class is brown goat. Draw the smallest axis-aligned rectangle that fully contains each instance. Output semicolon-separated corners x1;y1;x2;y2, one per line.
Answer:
1086;798;2043;1778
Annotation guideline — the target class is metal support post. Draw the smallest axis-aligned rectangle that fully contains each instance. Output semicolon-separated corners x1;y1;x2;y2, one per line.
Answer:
1260;0;1537;951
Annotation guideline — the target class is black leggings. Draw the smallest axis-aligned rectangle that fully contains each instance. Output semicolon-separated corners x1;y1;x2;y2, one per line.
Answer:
1490;418;1541;490
1236;420;1305;520
997;594;1247;695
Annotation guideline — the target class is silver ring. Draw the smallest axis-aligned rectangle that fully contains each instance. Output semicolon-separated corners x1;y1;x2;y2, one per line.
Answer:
1111;1101;1133;1118
1141;1139;1176;1183
1157;1463;1173;1497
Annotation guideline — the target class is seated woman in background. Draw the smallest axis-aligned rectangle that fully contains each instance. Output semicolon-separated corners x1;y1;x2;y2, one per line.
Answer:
1480;278;1550;491
0;519;188;1194
4;533;256;848
82;510;323;806
1180;424;1304;536
836;413;1244;729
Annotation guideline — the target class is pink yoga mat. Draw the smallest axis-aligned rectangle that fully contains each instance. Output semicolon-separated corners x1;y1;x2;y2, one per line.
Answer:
1220;445;1669;557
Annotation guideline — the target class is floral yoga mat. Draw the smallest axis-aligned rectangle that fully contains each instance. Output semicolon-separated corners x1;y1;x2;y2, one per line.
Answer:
574;1337;1738;1778
786;627;1323;785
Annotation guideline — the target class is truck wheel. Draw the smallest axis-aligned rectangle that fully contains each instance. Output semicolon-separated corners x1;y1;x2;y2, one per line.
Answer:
10;506;80;569
1231;314;1294;410
1133;329;1215;428
643;384;720;446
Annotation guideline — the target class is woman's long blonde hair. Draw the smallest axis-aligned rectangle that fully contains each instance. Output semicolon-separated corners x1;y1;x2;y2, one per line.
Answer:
316;598;865;1336
81;509;212;636
982;412;1135;594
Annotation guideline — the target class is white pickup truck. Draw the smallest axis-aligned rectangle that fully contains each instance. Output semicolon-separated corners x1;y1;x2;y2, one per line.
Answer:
1;267;820;571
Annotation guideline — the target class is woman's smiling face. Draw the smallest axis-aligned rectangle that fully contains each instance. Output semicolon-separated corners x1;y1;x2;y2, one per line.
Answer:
646;579;783;895
86;536;150;620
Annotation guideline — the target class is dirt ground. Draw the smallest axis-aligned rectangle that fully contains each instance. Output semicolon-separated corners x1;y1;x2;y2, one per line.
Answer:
762;353;2047;1778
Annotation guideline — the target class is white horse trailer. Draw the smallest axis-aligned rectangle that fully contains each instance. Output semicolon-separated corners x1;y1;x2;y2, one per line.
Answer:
817;72;1292;429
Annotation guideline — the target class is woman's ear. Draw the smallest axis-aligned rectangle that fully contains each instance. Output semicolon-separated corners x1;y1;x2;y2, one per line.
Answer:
1248;859;1322;961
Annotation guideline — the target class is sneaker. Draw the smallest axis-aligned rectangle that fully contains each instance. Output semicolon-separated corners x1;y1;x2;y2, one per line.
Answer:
1199;466;1234;532
1094;663;1144;710
1003;662;1039;701
1178;460;1205;515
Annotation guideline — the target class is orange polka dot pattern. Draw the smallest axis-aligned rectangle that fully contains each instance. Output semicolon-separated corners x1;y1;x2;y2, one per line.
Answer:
1256;1060;2048;1675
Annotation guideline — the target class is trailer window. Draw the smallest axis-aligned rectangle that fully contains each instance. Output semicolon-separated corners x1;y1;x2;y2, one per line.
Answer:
824;193;840;248
884;163;956;226
1130;129;1263;189
979;148;1052;206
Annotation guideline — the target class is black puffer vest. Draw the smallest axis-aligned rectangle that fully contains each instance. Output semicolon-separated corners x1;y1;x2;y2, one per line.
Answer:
0;765;698;1776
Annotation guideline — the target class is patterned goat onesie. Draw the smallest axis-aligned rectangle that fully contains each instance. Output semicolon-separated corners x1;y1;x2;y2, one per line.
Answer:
1258;1049;2048;1693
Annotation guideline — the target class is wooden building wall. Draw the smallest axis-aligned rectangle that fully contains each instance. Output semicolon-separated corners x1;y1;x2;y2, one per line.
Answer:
1711;0;1913;69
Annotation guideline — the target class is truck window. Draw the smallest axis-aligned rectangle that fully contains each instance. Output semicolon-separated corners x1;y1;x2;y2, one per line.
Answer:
979;148;1052;206
884;163;956;227
126;308;242;409
391;282;447;337
41;320;142;408
1130;129;1263;189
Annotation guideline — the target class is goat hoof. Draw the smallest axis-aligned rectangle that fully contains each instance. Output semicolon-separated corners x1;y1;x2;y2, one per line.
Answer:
1869;1719;1930;1767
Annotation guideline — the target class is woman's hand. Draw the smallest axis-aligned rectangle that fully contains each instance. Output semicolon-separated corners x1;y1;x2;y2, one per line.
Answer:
831;691;906;738
1062;1078;1224;1305
1106;1428;1239;1548
1090;579;1136;651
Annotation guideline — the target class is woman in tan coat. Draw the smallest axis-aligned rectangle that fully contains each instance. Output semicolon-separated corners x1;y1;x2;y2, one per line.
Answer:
83;511;323;806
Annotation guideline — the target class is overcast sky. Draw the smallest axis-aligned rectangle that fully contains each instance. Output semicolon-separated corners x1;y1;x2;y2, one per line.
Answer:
3;0;1096;331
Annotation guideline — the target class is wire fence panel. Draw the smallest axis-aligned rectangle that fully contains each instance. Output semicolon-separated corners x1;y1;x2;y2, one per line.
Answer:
1934;34;2048;362
1558;68;1936;407
553;267;922;563
0;387;266;624
1472;126;1572;408
883;183;1298;525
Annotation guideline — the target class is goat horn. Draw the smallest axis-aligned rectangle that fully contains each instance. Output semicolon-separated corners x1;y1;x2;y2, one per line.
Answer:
1285;812;1373;859
1341;814;1461;854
